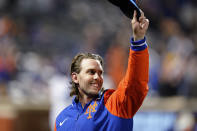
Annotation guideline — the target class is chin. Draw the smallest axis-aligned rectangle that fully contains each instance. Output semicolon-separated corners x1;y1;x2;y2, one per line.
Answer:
89;89;100;95
91;90;99;95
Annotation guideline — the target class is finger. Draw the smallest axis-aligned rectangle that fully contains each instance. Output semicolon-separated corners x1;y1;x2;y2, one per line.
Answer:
141;18;148;25
141;19;149;29
145;19;150;28
132;10;137;22
139;16;146;23
140;10;144;19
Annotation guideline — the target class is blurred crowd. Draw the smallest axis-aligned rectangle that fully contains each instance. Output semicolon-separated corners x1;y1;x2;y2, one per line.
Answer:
0;0;197;130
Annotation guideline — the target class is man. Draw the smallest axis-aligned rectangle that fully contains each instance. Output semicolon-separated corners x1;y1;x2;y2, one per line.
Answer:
54;11;149;131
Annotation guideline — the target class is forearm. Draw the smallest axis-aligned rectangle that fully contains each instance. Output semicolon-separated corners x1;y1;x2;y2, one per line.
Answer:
104;37;149;119
124;36;149;101
124;38;149;99
125;37;149;85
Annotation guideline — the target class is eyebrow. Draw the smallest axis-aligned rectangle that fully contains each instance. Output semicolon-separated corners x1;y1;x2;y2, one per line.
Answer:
86;68;103;73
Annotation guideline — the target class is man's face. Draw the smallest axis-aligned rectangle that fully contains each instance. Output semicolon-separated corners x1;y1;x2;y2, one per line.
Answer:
73;58;104;97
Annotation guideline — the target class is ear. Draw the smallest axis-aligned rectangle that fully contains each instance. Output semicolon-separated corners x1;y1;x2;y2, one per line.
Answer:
71;72;79;84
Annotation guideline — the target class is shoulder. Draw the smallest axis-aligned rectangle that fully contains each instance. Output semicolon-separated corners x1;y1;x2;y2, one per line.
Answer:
56;104;74;123
103;89;115;104
104;89;115;96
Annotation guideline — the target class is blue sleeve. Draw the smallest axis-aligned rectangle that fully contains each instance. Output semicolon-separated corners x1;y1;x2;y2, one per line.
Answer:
130;37;148;51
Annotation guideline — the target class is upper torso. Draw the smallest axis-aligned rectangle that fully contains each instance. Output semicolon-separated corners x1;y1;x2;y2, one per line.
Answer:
55;90;133;131
55;48;149;131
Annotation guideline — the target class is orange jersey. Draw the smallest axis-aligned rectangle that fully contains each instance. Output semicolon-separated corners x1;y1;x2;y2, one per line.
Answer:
104;48;149;119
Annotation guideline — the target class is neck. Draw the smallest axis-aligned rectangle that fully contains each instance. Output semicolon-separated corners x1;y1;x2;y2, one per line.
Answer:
78;94;94;108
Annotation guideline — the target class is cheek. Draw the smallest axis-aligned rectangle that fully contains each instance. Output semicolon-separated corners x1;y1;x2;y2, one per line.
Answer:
79;75;93;84
100;77;104;84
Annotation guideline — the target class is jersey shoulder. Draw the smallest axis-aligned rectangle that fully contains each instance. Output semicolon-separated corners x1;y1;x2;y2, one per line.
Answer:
103;89;116;104
56;104;75;123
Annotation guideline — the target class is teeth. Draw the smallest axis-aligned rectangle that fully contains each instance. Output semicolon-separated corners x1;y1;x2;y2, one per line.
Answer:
92;83;98;86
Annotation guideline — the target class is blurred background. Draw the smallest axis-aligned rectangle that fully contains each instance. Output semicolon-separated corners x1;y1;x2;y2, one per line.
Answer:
0;0;197;131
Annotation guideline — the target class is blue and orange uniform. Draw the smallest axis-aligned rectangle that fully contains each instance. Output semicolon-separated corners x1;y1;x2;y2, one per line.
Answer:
54;37;149;131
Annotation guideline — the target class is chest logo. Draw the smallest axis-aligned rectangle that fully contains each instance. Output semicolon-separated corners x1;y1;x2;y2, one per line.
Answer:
59;118;68;126
84;101;98;119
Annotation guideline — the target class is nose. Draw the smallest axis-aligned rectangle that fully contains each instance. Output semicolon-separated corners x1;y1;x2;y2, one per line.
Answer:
93;73;99;80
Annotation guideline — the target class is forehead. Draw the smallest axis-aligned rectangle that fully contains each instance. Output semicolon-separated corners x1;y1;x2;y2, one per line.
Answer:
80;58;103;71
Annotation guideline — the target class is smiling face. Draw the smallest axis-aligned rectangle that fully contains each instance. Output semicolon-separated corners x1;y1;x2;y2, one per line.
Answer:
72;58;104;98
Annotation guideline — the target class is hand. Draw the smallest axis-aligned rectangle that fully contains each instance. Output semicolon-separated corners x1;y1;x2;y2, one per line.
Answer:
131;10;149;41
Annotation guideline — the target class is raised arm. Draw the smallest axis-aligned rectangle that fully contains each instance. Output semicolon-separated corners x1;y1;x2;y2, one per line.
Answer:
104;10;149;119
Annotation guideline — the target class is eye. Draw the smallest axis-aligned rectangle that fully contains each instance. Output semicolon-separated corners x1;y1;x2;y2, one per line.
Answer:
98;71;103;76
88;69;95;75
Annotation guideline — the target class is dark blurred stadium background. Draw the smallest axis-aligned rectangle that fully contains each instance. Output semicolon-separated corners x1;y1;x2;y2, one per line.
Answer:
0;0;197;131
